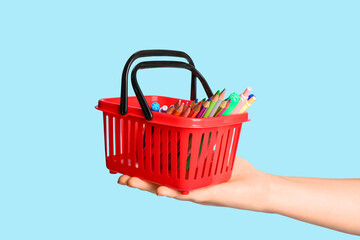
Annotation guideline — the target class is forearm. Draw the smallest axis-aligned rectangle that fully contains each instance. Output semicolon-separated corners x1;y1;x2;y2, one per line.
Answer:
267;175;360;235
118;156;360;235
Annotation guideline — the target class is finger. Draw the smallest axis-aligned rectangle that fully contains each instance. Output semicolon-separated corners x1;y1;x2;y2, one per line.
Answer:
126;177;159;194
156;186;190;199
117;175;131;185
156;186;210;202
157;184;219;204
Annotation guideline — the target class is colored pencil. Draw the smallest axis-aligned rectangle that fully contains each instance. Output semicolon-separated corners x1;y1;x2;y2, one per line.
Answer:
189;100;197;109
189;104;201;118
180;107;191;117
214;100;227;117
197;101;210;118
173;103;184;116
216;99;231;117
203;92;219;118
208;88;226;117
195;102;206;118
166;105;175;115
173;100;181;109
181;105;190;115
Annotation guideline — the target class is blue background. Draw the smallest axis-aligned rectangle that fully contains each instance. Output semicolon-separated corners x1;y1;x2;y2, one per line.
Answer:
1;0;359;239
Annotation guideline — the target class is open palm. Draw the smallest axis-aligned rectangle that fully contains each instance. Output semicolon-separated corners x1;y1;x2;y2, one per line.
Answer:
118;156;273;212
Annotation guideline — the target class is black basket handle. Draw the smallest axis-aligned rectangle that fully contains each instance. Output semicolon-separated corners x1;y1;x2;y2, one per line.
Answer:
131;61;213;121
121;50;198;116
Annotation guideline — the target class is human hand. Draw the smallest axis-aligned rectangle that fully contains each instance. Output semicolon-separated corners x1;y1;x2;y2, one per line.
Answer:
117;157;360;234
117;156;277;212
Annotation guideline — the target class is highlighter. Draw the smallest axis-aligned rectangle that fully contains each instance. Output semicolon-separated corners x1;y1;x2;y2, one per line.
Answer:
238;96;256;114
222;92;240;116
231;87;252;115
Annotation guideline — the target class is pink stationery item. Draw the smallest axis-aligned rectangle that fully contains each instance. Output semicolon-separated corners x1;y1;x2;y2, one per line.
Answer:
231;87;252;114
196;107;206;118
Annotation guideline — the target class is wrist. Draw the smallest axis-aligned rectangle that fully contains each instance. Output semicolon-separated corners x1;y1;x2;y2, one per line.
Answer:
262;174;291;214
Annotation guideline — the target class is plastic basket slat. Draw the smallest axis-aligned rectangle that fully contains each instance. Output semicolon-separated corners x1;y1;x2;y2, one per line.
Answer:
161;127;169;177
229;125;242;172
136;121;144;170
221;128;234;174
188;131;201;180
202;130;217;178
217;129;230;175
103;114;108;160
170;129;177;178
145;124;152;171
195;131;210;180
122;119;129;168
179;130;189;180
115;117;121;164
153;126;161;175
108;115;114;161
209;130;221;176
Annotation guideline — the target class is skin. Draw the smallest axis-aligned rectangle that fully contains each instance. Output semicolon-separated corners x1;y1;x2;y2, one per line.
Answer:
117;156;360;235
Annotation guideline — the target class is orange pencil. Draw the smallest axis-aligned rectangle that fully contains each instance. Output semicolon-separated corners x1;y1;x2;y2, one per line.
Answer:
173;103;184;116
166;106;175;115
189;100;197;109
173;100;181;109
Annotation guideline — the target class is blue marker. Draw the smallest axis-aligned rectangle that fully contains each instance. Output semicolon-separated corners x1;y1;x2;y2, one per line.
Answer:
151;102;160;112
248;94;255;100
194;98;198;103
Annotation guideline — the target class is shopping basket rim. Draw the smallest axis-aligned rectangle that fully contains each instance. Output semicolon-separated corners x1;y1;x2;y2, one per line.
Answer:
95;95;250;128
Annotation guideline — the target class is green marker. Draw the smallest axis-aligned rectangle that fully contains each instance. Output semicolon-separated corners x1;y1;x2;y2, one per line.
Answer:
222;92;241;116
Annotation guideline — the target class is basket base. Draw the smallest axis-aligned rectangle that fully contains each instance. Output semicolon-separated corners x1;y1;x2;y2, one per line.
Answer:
109;170;117;174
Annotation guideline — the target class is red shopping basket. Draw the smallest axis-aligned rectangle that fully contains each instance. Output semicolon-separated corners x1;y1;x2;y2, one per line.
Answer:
95;50;250;194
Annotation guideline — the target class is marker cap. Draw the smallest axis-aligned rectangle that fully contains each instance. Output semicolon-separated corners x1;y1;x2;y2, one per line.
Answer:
242;87;252;98
151;102;160;112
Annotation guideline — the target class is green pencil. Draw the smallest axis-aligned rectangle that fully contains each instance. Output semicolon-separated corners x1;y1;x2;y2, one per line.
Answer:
203;92;219;118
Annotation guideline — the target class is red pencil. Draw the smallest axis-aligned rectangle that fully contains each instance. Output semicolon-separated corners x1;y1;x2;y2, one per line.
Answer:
189;104;201;118
180;107;191;117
